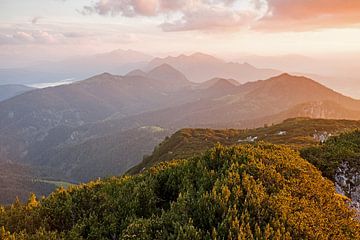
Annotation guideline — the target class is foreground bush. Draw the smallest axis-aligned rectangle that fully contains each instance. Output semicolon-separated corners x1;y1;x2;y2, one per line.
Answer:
1;144;359;239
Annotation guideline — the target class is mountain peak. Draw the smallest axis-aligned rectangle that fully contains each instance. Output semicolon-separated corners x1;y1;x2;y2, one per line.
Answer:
147;64;190;88
261;73;324;89
98;72;114;77
126;69;147;77
268;73;326;87
277;72;292;78
199;77;240;89
148;63;186;79
83;72;120;83
149;63;177;72
208;78;237;90
96;49;152;62
189;52;223;62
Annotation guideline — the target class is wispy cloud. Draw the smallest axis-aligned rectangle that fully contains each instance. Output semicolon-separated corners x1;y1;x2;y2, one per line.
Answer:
160;7;258;32
0;30;63;45
81;0;266;32
0;23;140;46
81;0;186;17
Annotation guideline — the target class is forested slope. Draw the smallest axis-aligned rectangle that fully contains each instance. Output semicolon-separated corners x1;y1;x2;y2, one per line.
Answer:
301;130;360;211
0;144;359;239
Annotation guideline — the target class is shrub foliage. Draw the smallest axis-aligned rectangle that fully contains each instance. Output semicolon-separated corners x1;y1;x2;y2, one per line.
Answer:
1;144;359;239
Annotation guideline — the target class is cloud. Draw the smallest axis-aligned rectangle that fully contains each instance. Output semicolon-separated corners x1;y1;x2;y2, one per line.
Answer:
81;0;360;32
82;0;262;31
161;7;257;32
0;26;139;46
82;0;166;17
0;31;63;45
62;32;92;38
256;0;360;31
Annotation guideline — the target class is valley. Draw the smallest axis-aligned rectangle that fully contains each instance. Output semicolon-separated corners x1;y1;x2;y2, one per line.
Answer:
2;59;360;206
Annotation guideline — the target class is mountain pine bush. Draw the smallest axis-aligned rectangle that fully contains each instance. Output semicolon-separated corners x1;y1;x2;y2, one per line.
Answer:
0;143;359;239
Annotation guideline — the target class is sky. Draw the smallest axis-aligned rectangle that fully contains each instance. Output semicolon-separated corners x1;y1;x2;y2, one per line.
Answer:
1;0;360;66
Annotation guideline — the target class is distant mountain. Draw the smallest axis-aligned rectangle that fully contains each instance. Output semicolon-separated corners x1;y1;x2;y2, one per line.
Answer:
117;73;360;129
2;70;360;202
53;73;360;138
147;64;190;90
0;49;152;85
147;52;281;82
95;49;152;63
0;65;195;162
239;54;360;99
127;64;192;91
126;69;147;77
0;84;34;101
197;77;240;89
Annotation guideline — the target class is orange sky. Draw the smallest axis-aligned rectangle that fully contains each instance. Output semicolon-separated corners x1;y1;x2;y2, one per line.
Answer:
0;0;360;64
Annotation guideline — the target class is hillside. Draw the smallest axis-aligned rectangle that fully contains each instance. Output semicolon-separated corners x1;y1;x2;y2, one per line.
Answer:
0;161;55;205
301;130;360;211
0;65;194;163
2;71;360;204
260;101;360;123
128;118;360;174
0;84;34;102
1;144;358;239
25;127;171;182
146;64;191;90
147;52;281;82
115;74;360;130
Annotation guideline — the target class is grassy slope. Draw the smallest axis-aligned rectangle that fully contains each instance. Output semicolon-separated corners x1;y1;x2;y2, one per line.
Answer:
128;118;360;174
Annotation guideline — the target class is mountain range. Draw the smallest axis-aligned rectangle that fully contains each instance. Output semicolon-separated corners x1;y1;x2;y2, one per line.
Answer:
0;50;281;86
110;73;360;129
1;59;360;204
146;52;281;82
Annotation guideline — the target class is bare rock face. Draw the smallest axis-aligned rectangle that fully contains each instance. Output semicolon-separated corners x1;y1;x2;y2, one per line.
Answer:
335;161;360;215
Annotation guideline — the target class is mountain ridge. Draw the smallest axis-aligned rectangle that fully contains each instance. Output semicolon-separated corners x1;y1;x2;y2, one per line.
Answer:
1;71;360;203
146;52;281;82
128;117;360;174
